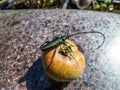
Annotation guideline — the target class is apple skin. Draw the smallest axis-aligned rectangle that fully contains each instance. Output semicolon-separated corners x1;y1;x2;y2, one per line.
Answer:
41;39;85;82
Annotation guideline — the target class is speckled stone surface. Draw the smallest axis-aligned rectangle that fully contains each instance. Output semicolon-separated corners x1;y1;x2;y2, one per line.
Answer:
0;10;120;90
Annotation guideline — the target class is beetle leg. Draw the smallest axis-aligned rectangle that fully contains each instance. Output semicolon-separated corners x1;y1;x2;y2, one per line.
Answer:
64;41;74;47
40;41;50;48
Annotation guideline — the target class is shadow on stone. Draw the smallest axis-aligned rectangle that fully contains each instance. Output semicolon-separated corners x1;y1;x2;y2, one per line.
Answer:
76;44;85;54
18;57;69;90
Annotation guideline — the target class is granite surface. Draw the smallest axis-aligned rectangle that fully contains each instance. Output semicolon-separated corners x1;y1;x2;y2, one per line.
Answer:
0;10;120;90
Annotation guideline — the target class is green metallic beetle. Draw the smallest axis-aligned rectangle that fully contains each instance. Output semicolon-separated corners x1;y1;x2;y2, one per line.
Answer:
40;31;105;51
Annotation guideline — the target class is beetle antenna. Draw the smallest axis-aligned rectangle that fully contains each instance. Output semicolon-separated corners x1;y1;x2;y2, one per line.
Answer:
68;31;105;50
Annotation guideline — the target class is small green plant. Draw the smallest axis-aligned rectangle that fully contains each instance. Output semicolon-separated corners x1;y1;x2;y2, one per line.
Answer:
93;0;114;12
